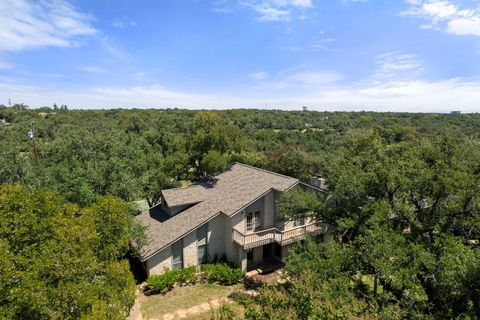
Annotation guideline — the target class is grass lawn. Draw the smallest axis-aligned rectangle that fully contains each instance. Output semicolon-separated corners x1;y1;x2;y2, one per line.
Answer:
140;283;244;320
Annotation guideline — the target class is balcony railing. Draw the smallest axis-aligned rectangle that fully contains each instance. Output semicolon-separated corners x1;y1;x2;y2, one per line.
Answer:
232;222;328;250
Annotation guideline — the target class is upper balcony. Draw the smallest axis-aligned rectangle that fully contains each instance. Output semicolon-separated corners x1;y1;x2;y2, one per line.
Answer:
232;221;329;250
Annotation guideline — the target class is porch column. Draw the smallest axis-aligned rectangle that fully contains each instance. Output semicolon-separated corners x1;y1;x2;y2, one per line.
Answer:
239;246;247;272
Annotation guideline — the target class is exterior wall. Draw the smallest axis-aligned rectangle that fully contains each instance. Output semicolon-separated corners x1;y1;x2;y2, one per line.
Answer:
243;197;264;231
274;190;284;229
263;191;275;229
281;243;296;260
147;245;171;275
183;230;197;267
207;214;226;259
283;220;295;231
239;245;247;271
145;229;197;275
225;209;244;265
161;203;191;216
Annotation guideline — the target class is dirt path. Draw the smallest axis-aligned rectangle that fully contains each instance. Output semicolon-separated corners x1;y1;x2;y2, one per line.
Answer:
161;297;232;320
128;290;143;320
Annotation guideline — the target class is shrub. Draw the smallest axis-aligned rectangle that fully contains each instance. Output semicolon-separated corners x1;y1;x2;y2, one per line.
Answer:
177;266;198;284
146;269;179;294
230;291;254;306
146;266;199;294
211;303;236;320
202;263;244;285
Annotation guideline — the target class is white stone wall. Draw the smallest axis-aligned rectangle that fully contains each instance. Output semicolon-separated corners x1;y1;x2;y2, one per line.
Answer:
225;210;245;265
183;230;197;267
207;214;226;259
281;243;295;260
146;230;197;275
147;245;171;275
263;191;275;229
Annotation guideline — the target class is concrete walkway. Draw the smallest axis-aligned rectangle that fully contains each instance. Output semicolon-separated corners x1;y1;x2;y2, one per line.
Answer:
161;297;232;320
128;290;143;320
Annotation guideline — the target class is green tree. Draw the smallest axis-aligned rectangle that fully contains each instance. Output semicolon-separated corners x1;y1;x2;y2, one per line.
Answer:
0;184;136;320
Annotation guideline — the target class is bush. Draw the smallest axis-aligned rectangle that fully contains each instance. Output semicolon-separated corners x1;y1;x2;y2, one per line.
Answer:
211;303;236;320
146;269;179;294
177;266;198;284
202;263;244;285
146;266;198;294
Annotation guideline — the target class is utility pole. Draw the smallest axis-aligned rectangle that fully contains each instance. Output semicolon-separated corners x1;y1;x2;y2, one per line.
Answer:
8;98;11;106
30;121;39;165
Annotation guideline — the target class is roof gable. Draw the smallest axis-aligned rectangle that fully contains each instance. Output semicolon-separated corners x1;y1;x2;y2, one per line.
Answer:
161;185;207;207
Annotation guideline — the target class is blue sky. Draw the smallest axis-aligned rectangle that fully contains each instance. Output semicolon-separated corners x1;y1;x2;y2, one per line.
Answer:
0;0;480;112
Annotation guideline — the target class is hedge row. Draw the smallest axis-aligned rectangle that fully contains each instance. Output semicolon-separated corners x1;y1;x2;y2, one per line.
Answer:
146;263;243;294
146;266;198;294
201;263;244;285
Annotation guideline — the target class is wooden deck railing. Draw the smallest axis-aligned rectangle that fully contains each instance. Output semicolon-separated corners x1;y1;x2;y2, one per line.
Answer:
233;222;328;249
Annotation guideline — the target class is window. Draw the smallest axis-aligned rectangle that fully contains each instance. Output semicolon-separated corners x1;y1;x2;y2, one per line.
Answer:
172;240;183;269
246;211;261;232
197;224;208;264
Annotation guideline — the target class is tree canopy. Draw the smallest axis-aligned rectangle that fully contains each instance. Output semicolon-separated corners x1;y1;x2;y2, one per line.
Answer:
2;105;480;319
0;184;137;320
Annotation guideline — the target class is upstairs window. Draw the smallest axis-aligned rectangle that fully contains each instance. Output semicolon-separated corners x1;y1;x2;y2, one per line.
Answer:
246;211;261;232
172;240;183;269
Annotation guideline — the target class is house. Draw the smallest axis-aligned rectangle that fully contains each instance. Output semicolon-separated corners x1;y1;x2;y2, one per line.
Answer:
136;163;329;275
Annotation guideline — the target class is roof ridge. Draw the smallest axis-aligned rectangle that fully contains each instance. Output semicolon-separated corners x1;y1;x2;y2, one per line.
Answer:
231;162;299;182
162;184;203;192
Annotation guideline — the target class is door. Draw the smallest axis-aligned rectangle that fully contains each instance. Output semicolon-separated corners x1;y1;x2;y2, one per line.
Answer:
246;210;261;233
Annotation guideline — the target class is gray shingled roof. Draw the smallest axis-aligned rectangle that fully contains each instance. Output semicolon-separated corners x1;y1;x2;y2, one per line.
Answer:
136;163;299;260
161;185;207;207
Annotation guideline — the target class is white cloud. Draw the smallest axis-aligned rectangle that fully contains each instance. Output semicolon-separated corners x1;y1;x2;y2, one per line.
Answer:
1;76;480;112
374;53;423;79
0;60;14;69
111;20;137;28
249;71;270;80
447;17;480;36
241;0;314;21
252;70;343;89
79;66;106;74
402;0;480;37
0;0;96;52
283;71;343;86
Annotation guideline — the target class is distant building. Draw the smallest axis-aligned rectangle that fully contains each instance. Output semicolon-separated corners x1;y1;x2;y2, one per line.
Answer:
450;111;461;115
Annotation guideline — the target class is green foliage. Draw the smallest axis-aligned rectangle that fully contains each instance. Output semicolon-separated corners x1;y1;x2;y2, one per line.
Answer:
176;266;198;284
0;184;136;320
146;270;179;294
191;111;248;178
146;266;198;294
82;196;133;260
248;132;480;319
211;303;237;320
277;186;322;222
201;263;244;285
2;106;480;319
266;146;321;182
199;150;228;177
